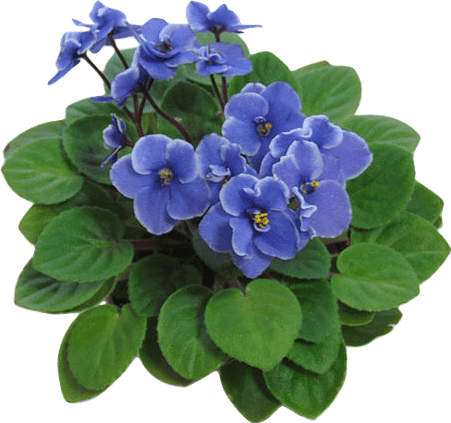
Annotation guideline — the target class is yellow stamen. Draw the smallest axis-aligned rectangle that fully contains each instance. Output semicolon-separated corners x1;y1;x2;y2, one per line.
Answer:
159;168;174;185
252;212;269;229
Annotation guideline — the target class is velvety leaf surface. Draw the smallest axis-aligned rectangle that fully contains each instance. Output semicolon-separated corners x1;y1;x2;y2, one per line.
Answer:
405;181;444;224
204;279;302;371
157;285;229;380
33;207;133;283
65;98;131;126
338;302;375;326
67;304;147;390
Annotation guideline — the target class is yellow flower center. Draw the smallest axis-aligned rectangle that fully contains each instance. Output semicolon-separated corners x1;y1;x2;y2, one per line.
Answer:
159;168;174;185
251;212;269;229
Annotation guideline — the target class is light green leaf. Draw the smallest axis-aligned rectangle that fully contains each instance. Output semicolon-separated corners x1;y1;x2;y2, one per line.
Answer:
331;243;419;311
65;98;131;126
342;309;402;347
229;51;301;97
264;343;347;419
33;206;133;283
219;360;281;422
270;238;331;280
405;181;444;224
2;138;83;204
294;64;361;123
129;254;202;317
347;143;415;229
157;285;229;380
351;211;450;283
204;279;302;371
14;262;115;314
67;304;147;390
340;114;420;153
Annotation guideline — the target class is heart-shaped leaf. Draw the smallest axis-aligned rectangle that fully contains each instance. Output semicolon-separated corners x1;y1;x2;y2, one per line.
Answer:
204;279;302;371
67;304;147;390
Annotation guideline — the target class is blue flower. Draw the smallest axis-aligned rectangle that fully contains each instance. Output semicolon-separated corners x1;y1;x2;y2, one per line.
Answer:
186;1;261;34
48;31;96;85
196;134;255;204
194;42;252;77
110;135;210;235
91;50;150;107
222;82;306;170
272;139;352;238
261;115;373;184
72;1;140;53
135;19;197;80
101;114;127;166
199;174;308;278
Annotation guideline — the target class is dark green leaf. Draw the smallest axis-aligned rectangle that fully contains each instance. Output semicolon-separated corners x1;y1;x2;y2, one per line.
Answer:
160;80;222;145
405;181;444;224
157;285;229;380
204;279;302;371
2;138;83;204
129;254;202;317
264;343;347;419
219;360;281;422
347;143;416;229
270;238;330;280
139;317;194;387
342;309;402;347
338;302;375;326
67;304;147;390
14;262;115;314
331;243;419;311
33;206;133;283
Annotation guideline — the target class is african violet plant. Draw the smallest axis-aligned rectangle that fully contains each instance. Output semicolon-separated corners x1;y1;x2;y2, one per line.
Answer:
2;1;450;421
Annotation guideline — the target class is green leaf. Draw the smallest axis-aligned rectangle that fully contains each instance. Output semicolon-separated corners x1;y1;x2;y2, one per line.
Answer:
219;360;281;422
351;211;450;283
14;262;115;314
347;143;415;229
293;64;361;123
264;343;347;419
405;181;444;224
229;51;301;97
140;317;194;387
67;304;147;390
58;317;107;403
204;279;302;371
2;138;83;204
342;309;402;347
294;61;331;76
19;180;129;244
3;120;65;159
33;206;133;283
288;280;340;344
157;285;229;380
129;254;202;317
159;80;222;145
340;114;420;153
270;238;331;280
63;116;133;185
338;302;375;326
331;243;419;311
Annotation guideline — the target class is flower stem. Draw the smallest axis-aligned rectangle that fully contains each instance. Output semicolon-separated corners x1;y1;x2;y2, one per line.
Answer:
143;81;194;144
210;75;225;112
131;239;160;250
81;53;111;90
108;32;129;69
221;76;229;104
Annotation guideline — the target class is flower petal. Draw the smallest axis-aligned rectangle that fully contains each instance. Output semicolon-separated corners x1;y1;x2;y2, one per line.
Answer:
198;203;233;253
166;139;198;183
220;174;258;216
131;135;170;175
231;244;272;279
230;217;254;256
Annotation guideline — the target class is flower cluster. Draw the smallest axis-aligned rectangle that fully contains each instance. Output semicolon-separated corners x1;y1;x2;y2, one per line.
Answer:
49;1;372;278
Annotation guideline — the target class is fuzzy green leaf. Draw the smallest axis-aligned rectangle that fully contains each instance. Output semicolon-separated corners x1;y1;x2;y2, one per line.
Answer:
405;181;444;224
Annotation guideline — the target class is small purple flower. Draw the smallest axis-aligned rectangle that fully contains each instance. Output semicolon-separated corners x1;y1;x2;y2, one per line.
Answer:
195;42;252;77
110;135;210;235
48;31;96;84
196;134;255;204
222;82;305;171
135;18;197;80
199;174;308;278
186;1;261;34
101;114;127;166
273;140;352;238
72;1;140;53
